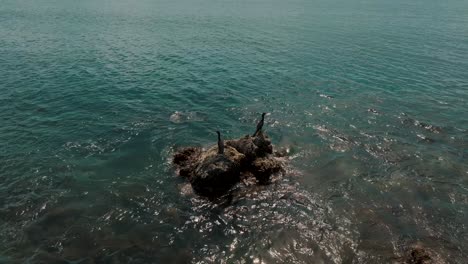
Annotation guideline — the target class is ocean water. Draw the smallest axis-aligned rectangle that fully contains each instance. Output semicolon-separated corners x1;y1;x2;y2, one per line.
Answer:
1;0;467;263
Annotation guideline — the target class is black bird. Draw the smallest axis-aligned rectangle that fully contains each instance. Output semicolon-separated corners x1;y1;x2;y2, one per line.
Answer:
253;112;267;137
216;131;224;154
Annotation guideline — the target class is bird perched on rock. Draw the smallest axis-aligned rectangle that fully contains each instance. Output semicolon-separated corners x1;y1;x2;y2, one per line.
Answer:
253;113;267;137
216;131;224;154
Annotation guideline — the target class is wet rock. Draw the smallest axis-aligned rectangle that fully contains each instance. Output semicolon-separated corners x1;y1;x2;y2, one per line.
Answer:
319;93;334;99
225;132;272;161
419;122;443;134
173;147;202;167
173;132;283;197
225;136;257;161
173;147;202;178
178;183;194;196
191;146;244;197
418;136;435;144
401;116;443;134
170;111;207;124
179;167;192;177
251;157;283;184
198;145;245;163
403;246;432;264
253;132;273;156
240;171;257;186
274;147;289;157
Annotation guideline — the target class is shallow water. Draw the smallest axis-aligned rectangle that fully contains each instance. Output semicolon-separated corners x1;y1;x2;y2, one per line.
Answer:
1;0;467;263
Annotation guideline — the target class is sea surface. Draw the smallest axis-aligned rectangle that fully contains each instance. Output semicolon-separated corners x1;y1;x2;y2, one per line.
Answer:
1;0;467;263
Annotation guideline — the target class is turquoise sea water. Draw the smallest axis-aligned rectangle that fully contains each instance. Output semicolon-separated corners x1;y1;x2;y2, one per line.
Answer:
1;0;467;262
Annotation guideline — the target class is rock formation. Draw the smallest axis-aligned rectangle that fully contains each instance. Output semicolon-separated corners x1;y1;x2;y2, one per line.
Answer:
173;132;284;197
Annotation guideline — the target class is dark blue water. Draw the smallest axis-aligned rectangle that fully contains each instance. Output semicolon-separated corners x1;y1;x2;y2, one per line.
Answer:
1;0;467;263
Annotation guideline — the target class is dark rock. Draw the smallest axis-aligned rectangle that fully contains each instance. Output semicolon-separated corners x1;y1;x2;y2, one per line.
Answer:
251;157;283;184
404;247;432;264
319;93;334;99
225;136;258;162
225;132;272;161
240;171;257;186
401;116;443;134
179;167;192;177
173;147;201;166
253;132;273;156
190;146;244;197
419;136;435;144
173;147;202;178
420;122;443;134
173;132;283;197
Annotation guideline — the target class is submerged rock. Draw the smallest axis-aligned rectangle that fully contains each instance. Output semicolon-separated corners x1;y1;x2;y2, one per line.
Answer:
397;243;447;264
403;247;432;264
173;132;283;197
